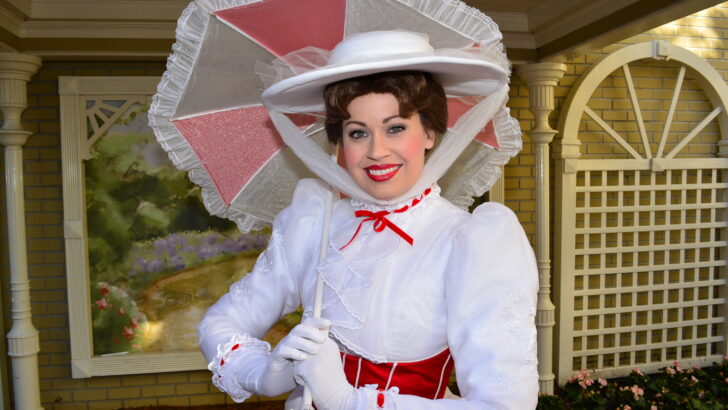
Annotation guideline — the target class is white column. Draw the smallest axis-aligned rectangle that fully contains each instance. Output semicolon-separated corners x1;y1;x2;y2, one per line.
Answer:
516;62;566;395
0;52;43;410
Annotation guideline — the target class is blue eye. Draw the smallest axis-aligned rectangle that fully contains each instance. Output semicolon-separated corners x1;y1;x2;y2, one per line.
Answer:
348;129;367;140
388;125;406;134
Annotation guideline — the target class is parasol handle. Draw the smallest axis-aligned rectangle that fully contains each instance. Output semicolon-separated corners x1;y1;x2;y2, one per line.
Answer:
301;148;338;410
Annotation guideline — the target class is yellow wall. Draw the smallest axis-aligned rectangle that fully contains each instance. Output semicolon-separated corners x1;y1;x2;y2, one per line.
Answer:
5;2;728;409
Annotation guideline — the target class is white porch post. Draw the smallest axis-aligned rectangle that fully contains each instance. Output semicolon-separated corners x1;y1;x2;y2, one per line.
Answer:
517;62;566;395
0;53;43;410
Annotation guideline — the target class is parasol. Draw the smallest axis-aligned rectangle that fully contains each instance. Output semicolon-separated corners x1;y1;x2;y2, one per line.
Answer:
148;0;521;235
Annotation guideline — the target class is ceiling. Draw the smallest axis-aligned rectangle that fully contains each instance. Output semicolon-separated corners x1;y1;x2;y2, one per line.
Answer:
0;0;722;63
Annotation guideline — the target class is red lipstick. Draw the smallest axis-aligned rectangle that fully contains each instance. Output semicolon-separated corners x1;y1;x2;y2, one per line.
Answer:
365;164;402;182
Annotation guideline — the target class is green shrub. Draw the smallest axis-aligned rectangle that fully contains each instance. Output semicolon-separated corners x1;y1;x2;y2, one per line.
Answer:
538;358;727;409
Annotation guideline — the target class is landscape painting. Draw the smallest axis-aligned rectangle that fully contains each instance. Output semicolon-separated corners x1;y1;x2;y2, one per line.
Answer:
85;102;298;356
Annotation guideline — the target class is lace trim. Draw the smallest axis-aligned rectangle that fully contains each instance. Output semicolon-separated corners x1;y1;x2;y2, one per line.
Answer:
229;228;283;304
350;185;440;213
208;333;271;402
362;383;400;410
394;0;509;71
148;0;267;234
329;328;388;364
442;106;522;210
490;290;538;391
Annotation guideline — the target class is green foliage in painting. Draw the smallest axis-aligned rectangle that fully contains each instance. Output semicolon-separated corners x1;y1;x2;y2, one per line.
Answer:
85;108;235;287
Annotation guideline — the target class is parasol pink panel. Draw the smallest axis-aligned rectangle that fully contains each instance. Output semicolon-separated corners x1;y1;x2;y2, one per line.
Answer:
215;0;346;56
447;99;499;149
173;106;287;206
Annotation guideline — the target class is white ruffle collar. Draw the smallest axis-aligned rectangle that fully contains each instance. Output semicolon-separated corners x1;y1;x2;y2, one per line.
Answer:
349;184;441;213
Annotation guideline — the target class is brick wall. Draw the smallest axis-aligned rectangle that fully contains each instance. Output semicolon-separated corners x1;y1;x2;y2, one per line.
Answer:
3;2;728;409
506;2;728;242
14;61;251;410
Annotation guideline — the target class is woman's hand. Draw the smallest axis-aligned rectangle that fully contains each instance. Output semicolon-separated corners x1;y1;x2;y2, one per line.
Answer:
294;337;356;409
255;317;330;397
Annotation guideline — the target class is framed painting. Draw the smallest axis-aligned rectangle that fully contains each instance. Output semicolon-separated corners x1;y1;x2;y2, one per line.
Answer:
60;77;297;377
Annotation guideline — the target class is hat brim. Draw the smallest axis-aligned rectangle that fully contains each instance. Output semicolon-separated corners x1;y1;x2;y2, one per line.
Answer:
261;54;508;113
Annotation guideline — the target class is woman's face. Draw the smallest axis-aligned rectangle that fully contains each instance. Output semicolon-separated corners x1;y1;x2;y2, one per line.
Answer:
342;93;435;201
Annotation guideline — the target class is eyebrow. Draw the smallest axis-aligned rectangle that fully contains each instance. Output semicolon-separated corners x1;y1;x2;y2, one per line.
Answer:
343;114;402;128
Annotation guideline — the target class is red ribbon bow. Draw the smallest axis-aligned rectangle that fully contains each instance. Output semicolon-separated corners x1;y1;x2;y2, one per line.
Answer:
339;188;431;250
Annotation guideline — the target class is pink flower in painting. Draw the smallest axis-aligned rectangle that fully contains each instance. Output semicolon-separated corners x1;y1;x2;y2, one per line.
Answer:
122;326;134;340
691;375;698;383
94;298;112;310
666;367;676;375
119;307;125;315
672;361;682;372
598;378;608;387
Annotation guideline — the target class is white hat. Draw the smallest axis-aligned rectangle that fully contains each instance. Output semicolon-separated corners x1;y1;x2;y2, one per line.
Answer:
261;30;508;113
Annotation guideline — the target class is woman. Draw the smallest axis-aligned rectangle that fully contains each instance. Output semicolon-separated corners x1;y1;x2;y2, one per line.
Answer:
198;30;538;409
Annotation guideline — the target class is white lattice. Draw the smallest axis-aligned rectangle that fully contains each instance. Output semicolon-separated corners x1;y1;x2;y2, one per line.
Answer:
569;165;727;377
554;42;728;383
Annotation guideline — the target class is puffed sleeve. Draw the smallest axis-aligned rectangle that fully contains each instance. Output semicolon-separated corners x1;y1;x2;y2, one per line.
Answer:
341;202;539;410
445;202;539;408
197;178;326;402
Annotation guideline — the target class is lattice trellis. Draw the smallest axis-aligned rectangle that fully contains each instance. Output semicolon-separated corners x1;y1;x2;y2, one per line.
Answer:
554;41;728;382
569;164;726;376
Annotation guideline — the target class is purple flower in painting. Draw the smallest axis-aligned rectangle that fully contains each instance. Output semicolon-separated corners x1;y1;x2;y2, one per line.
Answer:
169;254;185;270
148;259;164;273
197;244;218;260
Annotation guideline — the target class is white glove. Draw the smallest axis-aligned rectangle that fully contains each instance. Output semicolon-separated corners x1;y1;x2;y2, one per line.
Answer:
294;337;359;410
254;317;331;397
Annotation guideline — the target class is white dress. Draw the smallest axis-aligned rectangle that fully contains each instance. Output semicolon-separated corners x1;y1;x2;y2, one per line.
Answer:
198;178;539;409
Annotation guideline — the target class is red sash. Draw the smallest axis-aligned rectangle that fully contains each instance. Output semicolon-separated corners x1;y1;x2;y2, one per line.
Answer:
340;349;454;399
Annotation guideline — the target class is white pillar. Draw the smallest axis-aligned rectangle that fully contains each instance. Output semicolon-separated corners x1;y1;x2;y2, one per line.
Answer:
0;52;43;410
516;62;566;395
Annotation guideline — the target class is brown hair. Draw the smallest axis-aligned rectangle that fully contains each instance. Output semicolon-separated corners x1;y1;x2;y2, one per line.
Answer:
323;71;447;145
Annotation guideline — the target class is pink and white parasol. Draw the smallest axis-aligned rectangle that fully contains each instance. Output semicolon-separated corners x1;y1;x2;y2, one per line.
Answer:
149;0;521;233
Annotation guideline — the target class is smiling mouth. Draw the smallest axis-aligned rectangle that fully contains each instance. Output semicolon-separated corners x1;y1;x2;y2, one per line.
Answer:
365;164;402;182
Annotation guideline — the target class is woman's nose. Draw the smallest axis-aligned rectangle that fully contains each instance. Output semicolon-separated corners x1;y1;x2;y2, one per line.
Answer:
367;133;390;160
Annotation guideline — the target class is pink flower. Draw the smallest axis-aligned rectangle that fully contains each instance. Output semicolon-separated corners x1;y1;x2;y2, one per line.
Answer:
630;385;644;398
632;368;644;376
691;376;698;383
130;317;140;329
118;307;125;315
623;405;632;410
666;367;676;375
122;326;134;340
672;361;682;372
651;406;658;410
94;298;112;310
99;283;109;296
598;378;608;387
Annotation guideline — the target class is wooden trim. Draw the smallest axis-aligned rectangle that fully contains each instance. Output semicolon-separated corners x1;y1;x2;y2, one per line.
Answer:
60;76;214;377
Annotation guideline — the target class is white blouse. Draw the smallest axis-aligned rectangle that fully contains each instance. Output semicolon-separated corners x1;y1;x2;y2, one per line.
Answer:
198;178;539;409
